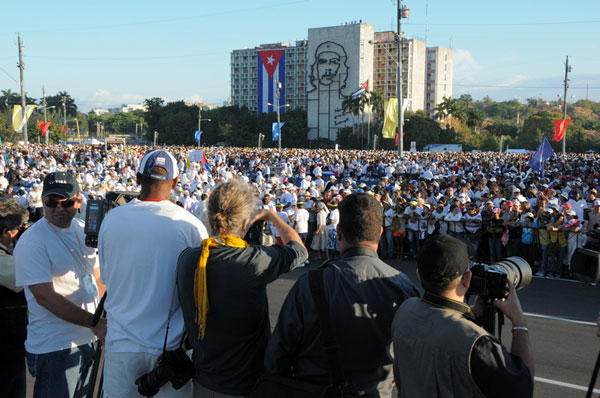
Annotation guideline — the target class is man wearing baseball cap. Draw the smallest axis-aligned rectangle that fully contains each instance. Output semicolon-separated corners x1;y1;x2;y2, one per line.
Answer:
99;149;208;397
392;235;534;397
14;171;105;397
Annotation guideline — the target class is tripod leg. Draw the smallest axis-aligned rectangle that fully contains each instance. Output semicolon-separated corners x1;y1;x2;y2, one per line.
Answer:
586;349;600;398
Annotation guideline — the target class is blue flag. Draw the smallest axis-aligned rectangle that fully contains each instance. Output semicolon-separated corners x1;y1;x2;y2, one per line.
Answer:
527;136;555;173
272;122;284;141
194;130;203;143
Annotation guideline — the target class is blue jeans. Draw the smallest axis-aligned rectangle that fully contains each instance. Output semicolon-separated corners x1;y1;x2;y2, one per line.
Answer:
541;244;554;275
488;237;502;262
26;343;94;398
385;227;394;258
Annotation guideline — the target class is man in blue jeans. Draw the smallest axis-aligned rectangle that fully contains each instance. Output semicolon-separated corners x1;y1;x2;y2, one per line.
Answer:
14;172;106;398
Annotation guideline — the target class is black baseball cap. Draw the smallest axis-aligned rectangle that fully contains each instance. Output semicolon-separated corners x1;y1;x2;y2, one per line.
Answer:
417;235;470;283
42;172;80;198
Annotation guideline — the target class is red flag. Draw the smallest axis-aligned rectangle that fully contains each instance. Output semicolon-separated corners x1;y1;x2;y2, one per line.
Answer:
552;119;572;142
395;133;399;146
38;121;52;137
61;125;68;135
202;151;207;164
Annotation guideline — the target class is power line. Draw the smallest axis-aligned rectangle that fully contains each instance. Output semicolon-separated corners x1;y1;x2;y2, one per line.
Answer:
408;20;600;27
0;65;19;84
18;0;308;34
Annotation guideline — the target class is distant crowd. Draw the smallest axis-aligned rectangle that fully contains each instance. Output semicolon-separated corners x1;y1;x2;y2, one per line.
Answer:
3;142;600;278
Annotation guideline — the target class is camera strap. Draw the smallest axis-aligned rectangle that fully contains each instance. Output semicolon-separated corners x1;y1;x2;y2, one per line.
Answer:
162;257;185;354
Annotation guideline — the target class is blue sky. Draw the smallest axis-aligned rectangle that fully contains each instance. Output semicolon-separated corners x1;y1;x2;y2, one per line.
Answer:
0;0;598;112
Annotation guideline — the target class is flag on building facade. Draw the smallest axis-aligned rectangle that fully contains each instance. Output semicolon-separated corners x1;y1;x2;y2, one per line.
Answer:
257;49;285;114
194;130;203;143
38;121;52;137
12;105;36;133
272;122;284;141
382;98;398;139
351;80;369;100
552;119;572;142
527;136;555;173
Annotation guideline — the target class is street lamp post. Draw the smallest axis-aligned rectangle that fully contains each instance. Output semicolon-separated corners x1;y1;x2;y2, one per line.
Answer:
268;77;290;152
397;1;409;156
197;106;211;147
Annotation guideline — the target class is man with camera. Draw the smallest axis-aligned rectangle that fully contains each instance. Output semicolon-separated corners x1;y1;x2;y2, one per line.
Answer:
99;149;208;397
14;172;105;398
392;234;534;397
264;193;419;397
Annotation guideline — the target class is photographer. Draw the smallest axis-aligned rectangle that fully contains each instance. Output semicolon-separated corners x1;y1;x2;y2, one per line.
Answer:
14;172;105;398
0;197;29;398
392;235;534;397
99;149;209;397
264;193;419;397
177;179;307;397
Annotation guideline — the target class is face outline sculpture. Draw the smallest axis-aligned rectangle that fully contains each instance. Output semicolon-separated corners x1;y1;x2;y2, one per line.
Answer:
317;51;341;86
308;41;348;94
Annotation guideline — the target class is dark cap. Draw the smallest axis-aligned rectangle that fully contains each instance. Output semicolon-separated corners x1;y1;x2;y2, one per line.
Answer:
417;234;470;283
42;172;80;198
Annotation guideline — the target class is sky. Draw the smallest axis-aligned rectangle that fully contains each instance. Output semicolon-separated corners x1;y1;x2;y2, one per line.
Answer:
0;0;599;113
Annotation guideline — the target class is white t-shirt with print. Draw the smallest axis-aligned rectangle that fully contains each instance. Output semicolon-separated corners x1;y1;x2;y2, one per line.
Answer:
14;218;99;354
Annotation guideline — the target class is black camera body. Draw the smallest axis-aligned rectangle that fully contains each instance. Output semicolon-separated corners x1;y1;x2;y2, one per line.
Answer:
244;220;265;246
135;347;195;397
468;263;509;300
84;191;139;247
468;257;532;300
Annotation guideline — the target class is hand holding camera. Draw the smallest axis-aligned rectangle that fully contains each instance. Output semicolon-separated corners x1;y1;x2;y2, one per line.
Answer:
493;281;526;328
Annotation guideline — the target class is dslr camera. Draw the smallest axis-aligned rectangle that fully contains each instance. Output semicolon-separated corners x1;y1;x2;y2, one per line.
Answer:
468;257;532;300
84;191;139;247
135;347;195;397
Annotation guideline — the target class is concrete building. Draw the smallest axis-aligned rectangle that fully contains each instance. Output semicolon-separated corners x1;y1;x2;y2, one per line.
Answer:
230;41;308;112
306;22;374;141
425;46;454;117
372;32;426;113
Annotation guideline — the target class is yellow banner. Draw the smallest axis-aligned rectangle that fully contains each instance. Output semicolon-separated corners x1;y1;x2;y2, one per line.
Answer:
382;98;398;139
12;105;36;133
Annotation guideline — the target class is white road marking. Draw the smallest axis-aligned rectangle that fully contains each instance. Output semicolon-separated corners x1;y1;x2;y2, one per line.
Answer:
524;312;597;326
535;377;600;394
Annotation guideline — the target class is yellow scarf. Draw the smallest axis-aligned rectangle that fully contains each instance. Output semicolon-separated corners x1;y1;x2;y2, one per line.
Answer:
194;235;248;339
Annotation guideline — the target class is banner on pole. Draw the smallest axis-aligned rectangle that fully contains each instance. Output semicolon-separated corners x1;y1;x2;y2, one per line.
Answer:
552;119;572;142
272;122;284;141
12;105;36;133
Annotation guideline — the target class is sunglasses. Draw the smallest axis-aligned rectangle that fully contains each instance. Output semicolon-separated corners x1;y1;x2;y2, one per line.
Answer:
44;198;75;208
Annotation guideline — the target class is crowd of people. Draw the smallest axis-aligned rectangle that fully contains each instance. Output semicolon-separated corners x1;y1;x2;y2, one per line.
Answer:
1;142;600;397
1;143;599;277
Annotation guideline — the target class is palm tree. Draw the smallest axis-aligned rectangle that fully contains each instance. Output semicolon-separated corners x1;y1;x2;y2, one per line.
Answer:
0;89;23;112
46;91;78;118
342;95;361;137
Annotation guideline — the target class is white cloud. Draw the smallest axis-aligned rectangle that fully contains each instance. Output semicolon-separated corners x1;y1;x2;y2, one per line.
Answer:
453;49;482;84
186;94;204;104
93;89;111;98
498;74;528;87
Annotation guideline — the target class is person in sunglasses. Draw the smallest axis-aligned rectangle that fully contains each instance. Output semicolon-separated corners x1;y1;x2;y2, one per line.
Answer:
13;172;106;398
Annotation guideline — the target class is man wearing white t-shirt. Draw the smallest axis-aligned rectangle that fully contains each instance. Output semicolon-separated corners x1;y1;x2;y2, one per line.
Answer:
99;149;208;397
14;172;105;398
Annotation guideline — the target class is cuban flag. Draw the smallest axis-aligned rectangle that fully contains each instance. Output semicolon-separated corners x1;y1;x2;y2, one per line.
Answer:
257;49;285;114
351;80;369;100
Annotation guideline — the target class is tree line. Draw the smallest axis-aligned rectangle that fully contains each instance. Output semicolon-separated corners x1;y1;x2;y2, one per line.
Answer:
1;87;599;153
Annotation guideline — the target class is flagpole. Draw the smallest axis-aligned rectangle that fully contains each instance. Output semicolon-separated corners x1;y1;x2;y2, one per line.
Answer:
18;33;28;144
561;56;570;156
397;1;403;156
43;87;48;145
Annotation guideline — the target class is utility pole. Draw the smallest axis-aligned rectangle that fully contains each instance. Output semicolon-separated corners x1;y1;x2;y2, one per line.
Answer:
397;2;409;156
62;95;67;134
561;56;571;156
42;87;49;145
18;33;28;143
197;106;211;148
75;118;80;144
154;131;158;147
276;78;282;151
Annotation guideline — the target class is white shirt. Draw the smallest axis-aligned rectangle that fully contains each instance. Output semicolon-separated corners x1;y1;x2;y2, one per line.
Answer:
294;208;309;234
14;218;99;354
99;199;208;354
